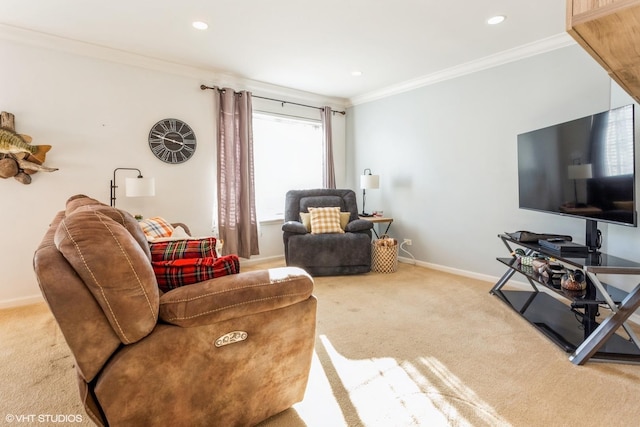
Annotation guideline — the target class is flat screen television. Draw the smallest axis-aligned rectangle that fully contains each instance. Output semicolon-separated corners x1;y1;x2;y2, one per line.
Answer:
517;104;636;250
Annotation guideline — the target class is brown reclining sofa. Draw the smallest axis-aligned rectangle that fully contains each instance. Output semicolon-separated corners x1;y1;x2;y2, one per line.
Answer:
33;195;317;426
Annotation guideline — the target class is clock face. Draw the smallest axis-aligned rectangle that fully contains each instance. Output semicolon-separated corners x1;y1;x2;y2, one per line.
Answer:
148;118;197;164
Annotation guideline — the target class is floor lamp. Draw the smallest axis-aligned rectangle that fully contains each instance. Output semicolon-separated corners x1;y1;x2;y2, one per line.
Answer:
360;168;379;217
110;167;156;207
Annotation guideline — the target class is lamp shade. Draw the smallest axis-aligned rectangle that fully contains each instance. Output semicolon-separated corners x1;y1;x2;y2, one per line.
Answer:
568;164;593;180
125;177;156;197
360;174;380;190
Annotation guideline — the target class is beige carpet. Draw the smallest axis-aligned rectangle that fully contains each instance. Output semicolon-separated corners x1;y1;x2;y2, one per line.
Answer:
2;261;640;426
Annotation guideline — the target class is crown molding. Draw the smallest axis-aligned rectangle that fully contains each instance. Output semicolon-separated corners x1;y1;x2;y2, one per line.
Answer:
0;23;347;109
0;23;215;79
347;32;577;107
0;23;573;111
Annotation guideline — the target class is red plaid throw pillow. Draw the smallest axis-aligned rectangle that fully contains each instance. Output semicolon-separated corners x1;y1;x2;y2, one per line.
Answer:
152;255;240;292
150;238;218;262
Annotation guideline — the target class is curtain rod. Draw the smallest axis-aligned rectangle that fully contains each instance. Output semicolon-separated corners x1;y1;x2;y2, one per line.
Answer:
200;84;346;115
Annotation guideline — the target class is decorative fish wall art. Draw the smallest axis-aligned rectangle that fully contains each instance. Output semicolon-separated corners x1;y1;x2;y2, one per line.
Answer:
0;111;58;185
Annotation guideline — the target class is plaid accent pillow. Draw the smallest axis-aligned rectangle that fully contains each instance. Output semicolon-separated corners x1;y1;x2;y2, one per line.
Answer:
139;217;174;240
150;237;218;262
309;207;345;234
152;255;240;292
301;211;350;232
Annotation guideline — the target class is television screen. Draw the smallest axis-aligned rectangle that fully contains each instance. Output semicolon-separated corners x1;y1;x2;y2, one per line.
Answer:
518;104;636;226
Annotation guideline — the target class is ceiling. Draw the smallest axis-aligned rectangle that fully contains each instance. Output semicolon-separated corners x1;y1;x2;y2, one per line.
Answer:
0;0;570;102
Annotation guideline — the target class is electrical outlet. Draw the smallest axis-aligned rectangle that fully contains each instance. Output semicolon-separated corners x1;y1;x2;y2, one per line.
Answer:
403;238;412;246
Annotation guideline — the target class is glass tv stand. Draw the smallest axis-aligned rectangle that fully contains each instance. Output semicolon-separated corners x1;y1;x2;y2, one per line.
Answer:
491;233;640;365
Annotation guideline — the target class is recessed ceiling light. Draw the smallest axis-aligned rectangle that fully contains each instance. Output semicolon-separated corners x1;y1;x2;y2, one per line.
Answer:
351;71;363;77
192;21;209;30
487;15;506;25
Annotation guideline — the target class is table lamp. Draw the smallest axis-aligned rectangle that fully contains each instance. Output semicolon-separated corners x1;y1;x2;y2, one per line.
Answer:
360;168;379;216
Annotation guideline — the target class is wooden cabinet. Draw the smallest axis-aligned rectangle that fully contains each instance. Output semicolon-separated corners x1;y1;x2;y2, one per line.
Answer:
567;0;640;102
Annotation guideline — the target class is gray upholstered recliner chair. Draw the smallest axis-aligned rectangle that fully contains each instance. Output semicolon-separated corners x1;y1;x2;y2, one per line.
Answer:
282;189;374;276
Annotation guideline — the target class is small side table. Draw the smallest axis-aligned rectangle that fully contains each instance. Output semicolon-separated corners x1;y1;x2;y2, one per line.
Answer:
359;215;393;239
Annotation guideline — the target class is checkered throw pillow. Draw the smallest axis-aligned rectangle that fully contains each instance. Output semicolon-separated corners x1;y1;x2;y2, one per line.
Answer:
139;217;174;240
301;211;350;232
309;207;345;234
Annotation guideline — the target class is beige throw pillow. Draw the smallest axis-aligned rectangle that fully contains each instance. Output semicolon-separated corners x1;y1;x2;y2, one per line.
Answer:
300;212;311;231
301;211;350;232
309;207;345;234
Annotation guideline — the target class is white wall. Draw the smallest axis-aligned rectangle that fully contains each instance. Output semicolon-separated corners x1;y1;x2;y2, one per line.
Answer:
6;28;637;307
348;44;640;287
0;31;346;307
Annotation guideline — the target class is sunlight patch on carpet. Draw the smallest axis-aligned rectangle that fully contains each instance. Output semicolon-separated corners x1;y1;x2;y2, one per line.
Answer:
414;357;510;426
318;335;450;425
288;351;348;426
310;335;509;427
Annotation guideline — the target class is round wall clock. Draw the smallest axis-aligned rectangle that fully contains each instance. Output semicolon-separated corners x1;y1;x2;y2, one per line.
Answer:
148;118;197;164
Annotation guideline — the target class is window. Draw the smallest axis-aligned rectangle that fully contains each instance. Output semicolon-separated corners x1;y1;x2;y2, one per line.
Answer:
253;113;323;220
602;106;634;177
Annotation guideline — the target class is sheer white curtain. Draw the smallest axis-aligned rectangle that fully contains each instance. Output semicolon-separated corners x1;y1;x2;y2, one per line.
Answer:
321;106;336;189
215;88;259;258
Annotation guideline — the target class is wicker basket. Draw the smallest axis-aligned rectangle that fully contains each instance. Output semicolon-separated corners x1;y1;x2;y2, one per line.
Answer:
371;235;398;273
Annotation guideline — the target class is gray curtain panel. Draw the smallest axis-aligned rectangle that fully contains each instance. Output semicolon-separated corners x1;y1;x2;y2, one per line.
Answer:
216;88;259;258
321;106;336;189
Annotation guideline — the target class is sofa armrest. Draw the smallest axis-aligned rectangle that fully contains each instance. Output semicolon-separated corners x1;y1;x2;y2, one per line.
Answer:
282;220;308;234
158;267;313;327
170;222;191;236
345;219;374;232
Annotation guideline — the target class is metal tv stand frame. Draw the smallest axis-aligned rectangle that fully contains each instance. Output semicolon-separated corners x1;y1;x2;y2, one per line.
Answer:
491;233;640;365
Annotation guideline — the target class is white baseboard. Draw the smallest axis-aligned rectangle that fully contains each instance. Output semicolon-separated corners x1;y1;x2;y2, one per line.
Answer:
0;294;44;310
239;255;285;267
398;256;498;284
